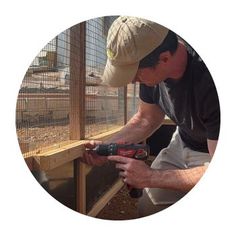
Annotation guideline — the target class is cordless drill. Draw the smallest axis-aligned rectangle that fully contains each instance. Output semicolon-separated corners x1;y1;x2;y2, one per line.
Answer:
93;143;150;198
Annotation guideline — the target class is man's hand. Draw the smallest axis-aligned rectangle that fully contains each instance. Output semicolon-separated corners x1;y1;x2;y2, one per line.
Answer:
82;140;108;166
108;155;153;188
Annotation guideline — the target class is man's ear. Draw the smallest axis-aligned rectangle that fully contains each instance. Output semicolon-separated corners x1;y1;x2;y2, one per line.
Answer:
159;51;171;63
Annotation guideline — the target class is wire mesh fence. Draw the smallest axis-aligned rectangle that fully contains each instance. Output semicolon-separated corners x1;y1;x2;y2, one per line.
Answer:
15;16;140;216
85;17;125;137
16;29;71;154
16;16;139;156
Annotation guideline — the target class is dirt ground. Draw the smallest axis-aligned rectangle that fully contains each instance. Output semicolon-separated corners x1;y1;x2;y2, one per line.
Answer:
96;185;139;220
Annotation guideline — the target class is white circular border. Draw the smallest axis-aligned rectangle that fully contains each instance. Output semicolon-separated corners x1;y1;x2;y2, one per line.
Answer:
1;1;235;236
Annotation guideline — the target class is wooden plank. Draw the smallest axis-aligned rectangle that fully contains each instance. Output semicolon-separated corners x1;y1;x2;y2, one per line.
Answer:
124;86;128;124
74;159;87;214
23;126;123;171
87;179;124;217
33;140;86;171
69;22;86;140
22;141;66;171
23;140;76;158
69;22;86;214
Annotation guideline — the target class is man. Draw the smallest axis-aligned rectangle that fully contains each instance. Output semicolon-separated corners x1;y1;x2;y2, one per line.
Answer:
82;16;220;216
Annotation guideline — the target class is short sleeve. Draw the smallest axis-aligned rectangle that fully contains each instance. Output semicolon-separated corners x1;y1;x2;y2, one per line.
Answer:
199;74;220;140
139;84;156;104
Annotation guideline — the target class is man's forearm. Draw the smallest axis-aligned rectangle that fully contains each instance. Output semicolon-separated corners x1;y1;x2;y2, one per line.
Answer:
108;113;163;144
147;166;208;192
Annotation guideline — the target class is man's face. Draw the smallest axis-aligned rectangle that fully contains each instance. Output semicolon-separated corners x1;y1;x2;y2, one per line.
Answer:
133;63;167;86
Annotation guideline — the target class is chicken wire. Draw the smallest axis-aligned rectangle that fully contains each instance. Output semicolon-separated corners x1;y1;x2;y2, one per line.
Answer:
16;16;140;156
16;29;71;155
84;16;125;137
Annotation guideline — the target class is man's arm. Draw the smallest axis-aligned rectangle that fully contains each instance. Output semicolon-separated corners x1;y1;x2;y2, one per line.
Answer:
207;139;218;157
82;100;165;166
108;139;217;192
108;99;165;143
147;166;208;192
108;155;208;192
148;139;217;191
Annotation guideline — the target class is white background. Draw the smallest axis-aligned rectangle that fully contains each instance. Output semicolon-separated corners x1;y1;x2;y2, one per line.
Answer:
0;0;235;235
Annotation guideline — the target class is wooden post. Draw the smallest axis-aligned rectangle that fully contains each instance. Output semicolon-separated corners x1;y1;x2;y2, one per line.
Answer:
118;87;127;125
69;23;86;139
69;21;87;214
124;86;128;124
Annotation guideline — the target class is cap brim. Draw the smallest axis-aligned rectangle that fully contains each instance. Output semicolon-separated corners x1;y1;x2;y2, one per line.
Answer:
101;59;139;87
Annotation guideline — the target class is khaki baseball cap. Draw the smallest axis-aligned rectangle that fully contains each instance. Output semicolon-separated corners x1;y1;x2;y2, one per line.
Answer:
102;16;169;87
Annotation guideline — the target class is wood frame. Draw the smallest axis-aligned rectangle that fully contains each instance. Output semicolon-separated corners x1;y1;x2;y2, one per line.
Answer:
23;126;123;170
69;22;86;213
22;119;174;216
23;127;123;216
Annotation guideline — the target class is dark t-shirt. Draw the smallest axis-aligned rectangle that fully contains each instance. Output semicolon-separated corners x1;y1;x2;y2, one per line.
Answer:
139;47;220;153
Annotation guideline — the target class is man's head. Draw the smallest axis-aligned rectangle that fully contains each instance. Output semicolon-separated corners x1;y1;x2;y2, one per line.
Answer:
138;30;178;69
102;16;178;87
